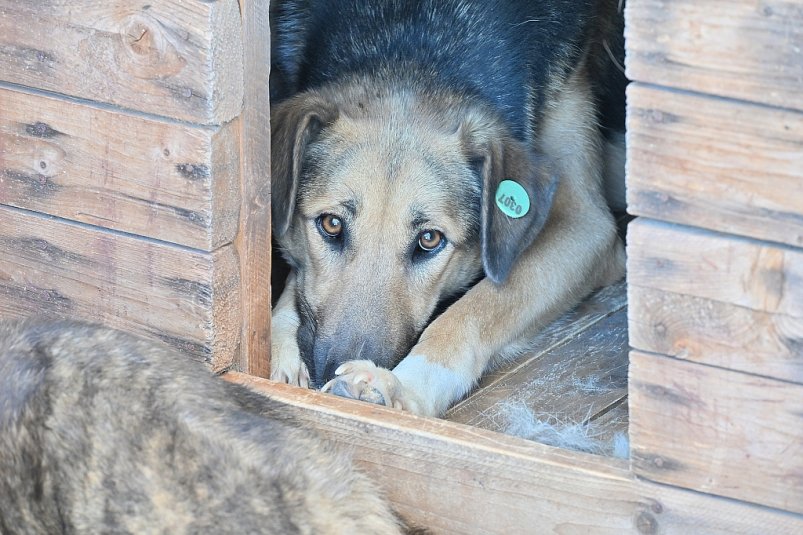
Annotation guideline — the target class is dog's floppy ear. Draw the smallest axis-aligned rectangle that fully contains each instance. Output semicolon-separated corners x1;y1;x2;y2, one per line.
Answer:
271;94;339;238
460;112;558;284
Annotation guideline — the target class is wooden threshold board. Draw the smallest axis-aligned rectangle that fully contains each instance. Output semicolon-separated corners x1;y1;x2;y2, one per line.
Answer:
226;374;803;534
446;280;628;457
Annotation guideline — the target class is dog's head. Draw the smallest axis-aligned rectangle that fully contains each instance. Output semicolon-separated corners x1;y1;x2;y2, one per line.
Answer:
271;84;557;387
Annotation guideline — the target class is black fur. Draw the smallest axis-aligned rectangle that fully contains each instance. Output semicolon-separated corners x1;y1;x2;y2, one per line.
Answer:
272;0;600;141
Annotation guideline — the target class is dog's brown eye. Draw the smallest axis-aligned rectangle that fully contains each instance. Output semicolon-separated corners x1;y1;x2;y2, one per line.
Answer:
417;230;443;252
318;214;343;238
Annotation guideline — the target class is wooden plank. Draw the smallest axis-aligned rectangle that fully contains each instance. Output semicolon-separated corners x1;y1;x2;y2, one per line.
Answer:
0;86;240;251
0;205;240;372
473;280;627;387
626;84;803;248
627;218;803;319
629;350;803;514
226;374;803;534
233;0;272;377
0;0;243;124
446;305;628;441
625;0;803;111
629;285;803;384
588;398;629;455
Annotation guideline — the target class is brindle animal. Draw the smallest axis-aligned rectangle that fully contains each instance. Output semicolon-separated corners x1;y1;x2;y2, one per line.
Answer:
0;320;407;534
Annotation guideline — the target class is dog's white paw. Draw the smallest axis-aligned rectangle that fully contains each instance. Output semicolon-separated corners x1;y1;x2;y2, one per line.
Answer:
270;336;310;388
270;357;310;388
321;360;415;411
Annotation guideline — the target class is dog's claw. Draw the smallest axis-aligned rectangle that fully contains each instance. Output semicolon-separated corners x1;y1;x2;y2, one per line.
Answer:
299;366;310;389
334;362;355;376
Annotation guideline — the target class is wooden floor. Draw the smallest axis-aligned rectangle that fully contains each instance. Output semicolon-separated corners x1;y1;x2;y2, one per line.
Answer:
445;280;629;457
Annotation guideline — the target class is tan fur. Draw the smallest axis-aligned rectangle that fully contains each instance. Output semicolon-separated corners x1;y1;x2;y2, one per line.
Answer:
0;320;408;533
271;54;625;417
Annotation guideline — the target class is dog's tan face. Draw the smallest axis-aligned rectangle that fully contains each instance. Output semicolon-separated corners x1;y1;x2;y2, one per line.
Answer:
272;87;557;386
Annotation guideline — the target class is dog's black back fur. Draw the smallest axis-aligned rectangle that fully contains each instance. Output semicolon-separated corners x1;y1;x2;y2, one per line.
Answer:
271;0;624;141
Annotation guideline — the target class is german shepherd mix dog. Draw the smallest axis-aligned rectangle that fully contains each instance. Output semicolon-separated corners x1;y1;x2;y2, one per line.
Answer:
270;0;627;416
0;320;405;534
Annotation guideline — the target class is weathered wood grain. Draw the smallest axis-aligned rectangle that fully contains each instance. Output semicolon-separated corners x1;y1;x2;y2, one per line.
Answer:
589;398;629;452
0;87;239;250
625;0;803;111
626;84;803;247
629;350;803;514
226;374;803;534
474;280;628;387
627;219;803;319
233;0;272;377
0;205;240;372
0;0;243;124
629;285;803;384
447;303;628;442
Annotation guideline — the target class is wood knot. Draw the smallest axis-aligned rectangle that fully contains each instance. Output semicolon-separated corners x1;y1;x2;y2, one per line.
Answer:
25;122;63;139
636;511;658;534
117;13;186;79
654;322;667;337
32;143;66;177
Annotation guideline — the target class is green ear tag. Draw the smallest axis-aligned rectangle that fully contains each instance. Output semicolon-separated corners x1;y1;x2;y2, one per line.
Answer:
495;180;530;219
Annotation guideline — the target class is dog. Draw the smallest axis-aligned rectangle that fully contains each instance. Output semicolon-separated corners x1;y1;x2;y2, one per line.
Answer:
269;0;627;417
0;319;408;534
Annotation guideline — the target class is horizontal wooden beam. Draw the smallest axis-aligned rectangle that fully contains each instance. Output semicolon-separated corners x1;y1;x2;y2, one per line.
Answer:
227;373;803;534
0;87;240;250
630;350;803;514
0;0;243;124
625;0;803;111
629;285;803;384
626;84;803;248
0;205;240;371
627;219;803;320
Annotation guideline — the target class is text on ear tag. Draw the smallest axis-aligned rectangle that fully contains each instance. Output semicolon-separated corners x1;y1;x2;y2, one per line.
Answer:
495;180;530;218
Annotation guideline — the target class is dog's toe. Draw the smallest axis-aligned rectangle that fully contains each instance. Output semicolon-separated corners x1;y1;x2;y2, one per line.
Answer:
270;360;310;389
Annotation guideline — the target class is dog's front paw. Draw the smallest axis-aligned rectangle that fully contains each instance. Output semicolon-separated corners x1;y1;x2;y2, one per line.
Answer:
270;334;310;388
321;360;417;411
270;355;310;388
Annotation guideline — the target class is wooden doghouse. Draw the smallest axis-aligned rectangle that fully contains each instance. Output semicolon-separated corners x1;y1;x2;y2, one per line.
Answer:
1;1;801;532
0;0;271;376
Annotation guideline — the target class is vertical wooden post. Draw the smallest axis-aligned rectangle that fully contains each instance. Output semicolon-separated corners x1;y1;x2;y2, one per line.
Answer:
235;0;272;377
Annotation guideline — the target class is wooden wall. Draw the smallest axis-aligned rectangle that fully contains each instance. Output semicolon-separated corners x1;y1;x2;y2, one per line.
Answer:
625;0;803;516
2;0;803;530
0;0;272;375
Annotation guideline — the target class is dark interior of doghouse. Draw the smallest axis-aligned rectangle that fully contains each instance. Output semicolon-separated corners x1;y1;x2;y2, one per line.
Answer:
271;210;632;458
